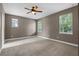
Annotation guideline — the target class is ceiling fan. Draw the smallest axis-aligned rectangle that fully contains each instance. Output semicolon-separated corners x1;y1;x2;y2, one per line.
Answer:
25;5;43;15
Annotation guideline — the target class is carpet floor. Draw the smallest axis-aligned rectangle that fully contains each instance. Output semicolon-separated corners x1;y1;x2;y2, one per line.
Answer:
0;37;78;56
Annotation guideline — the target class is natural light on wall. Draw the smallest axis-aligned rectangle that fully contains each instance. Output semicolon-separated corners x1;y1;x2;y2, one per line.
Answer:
59;13;73;34
11;18;18;28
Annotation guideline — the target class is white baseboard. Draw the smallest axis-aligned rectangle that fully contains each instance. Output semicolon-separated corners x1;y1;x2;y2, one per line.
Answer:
5;36;35;41
38;36;78;47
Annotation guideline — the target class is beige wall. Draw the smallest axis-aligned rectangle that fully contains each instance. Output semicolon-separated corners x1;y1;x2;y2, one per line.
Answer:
5;14;36;39
38;6;78;44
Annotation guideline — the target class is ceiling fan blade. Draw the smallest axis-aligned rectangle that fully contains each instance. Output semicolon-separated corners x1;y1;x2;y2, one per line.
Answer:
35;5;38;9
25;8;31;10
26;12;31;14
35;11;43;12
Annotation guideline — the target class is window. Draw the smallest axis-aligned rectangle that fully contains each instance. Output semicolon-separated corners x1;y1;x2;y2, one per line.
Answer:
11;18;18;28
37;21;43;32
59;13;73;34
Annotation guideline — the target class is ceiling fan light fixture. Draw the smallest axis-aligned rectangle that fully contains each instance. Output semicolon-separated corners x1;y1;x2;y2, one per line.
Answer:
25;5;42;15
32;11;36;15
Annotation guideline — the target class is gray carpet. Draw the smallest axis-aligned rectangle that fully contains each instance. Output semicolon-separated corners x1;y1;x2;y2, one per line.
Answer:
0;37;78;56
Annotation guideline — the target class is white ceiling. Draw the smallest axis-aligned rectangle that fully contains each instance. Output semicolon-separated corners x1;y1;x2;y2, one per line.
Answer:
2;3;78;19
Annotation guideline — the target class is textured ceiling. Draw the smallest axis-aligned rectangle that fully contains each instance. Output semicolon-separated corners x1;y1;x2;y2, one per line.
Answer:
2;3;78;19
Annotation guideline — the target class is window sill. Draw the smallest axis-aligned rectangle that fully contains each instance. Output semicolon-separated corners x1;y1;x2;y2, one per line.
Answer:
59;32;73;35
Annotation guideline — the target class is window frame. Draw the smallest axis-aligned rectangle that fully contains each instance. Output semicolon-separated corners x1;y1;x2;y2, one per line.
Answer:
59;13;73;35
11;18;18;28
37;21;43;32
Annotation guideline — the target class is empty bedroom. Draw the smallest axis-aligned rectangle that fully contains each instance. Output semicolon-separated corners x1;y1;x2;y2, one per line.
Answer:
0;3;78;56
